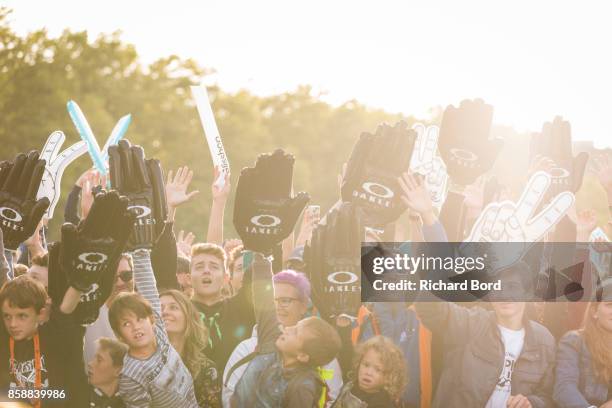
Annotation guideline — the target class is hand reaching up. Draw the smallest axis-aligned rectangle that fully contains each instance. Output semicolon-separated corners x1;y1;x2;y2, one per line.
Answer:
166;166;200;209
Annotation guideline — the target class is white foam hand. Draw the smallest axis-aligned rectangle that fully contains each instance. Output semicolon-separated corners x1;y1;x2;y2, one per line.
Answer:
463;171;574;271
36;131;87;219
410;123;448;210
467;171;574;243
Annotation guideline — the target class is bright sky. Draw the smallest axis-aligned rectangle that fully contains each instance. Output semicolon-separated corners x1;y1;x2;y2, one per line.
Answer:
5;0;612;147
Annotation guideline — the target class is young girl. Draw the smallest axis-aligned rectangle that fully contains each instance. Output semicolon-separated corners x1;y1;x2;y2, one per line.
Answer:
333;335;408;408
160;289;220;408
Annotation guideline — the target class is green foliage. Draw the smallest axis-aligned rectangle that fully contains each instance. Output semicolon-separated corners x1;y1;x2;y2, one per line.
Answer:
0;8;417;240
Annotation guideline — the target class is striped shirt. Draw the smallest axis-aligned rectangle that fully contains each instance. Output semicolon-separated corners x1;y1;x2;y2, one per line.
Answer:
119;250;198;408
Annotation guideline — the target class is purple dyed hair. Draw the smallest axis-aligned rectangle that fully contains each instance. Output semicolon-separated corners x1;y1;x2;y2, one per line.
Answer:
273;270;311;302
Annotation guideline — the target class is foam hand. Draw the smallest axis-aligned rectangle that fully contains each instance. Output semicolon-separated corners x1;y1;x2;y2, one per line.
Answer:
438;99;503;187
530;116;589;194
341;121;417;227
109;140;167;250
0;152;49;250
410;123;448;210
233;149;309;254
36;131;87;218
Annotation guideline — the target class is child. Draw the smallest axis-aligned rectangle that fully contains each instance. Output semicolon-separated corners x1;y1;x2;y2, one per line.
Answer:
189;243;255;370
87;337;128;408
332;335;408;408
0;274;82;407
108;249;198;408
231;253;342;408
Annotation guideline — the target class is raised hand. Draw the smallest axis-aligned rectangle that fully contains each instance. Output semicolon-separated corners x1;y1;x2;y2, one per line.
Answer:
36;131;87;219
530;116;589;193
233;149;309;253
295;205;320;247
81;170;107;219
211;165;230;202
109;140;167;250
176;230;195;258
410;123;448;209
166;166;200;209
463;177;485;220
438;99;503;187
0;151;50;250
593;153;612;198
398;171;436;225
341;121;417;227
575;209;597;242
304;203;362;321
60;190;134;293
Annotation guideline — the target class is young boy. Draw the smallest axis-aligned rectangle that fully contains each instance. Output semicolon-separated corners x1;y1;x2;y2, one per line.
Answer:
87;337;128;408
232;253;341;408
109;249;198;408
0;275;81;407
190;243;255;369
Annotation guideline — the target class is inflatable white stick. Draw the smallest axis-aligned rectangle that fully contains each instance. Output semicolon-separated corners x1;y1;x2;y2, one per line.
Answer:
190;85;230;189
36;131;88;219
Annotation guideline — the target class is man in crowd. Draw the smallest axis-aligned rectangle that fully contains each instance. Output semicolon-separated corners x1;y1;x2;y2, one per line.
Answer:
190;243;255;370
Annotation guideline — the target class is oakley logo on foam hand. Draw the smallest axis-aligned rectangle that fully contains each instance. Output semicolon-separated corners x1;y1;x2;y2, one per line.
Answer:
246;214;282;235
78;252;108;265
353;182;394;207
0;207;23;231
128;205;156;226
450;148;479;168
0;207;23;222
325;271;360;293
549;167;571;187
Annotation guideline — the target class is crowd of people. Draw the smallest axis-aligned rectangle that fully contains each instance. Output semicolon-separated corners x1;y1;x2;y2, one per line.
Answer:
0;98;610;407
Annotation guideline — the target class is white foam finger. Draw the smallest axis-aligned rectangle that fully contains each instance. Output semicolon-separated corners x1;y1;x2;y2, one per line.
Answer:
513;171;551;224
40;131;66;163
525;191;574;241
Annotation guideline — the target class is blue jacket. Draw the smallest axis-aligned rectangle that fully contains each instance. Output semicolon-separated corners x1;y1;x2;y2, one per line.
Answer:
554;331;610;408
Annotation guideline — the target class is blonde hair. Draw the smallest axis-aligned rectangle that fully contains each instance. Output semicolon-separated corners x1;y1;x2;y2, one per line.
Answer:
159;289;210;378
582;302;612;383
353;335;407;401
191;243;226;269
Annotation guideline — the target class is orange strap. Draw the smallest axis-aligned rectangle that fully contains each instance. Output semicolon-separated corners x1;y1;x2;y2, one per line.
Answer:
10;334;42;408
351;306;381;345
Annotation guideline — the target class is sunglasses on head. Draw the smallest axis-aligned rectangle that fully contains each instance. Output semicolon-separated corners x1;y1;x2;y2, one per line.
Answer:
117;270;133;283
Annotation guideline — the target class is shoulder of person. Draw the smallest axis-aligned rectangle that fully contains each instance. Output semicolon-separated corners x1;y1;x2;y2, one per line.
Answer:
527;319;556;347
558;329;584;348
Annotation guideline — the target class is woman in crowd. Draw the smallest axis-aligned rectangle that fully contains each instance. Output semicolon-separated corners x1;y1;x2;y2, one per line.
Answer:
554;279;612;408
160;289;221;408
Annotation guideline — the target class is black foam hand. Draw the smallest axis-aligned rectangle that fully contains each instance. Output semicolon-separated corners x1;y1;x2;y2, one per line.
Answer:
341;121;417;228
233;149;310;254
530;116;589;193
0;151;49;250
438;99;503;187
109;140;167;250
305;203;362;321
60;190;134;293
